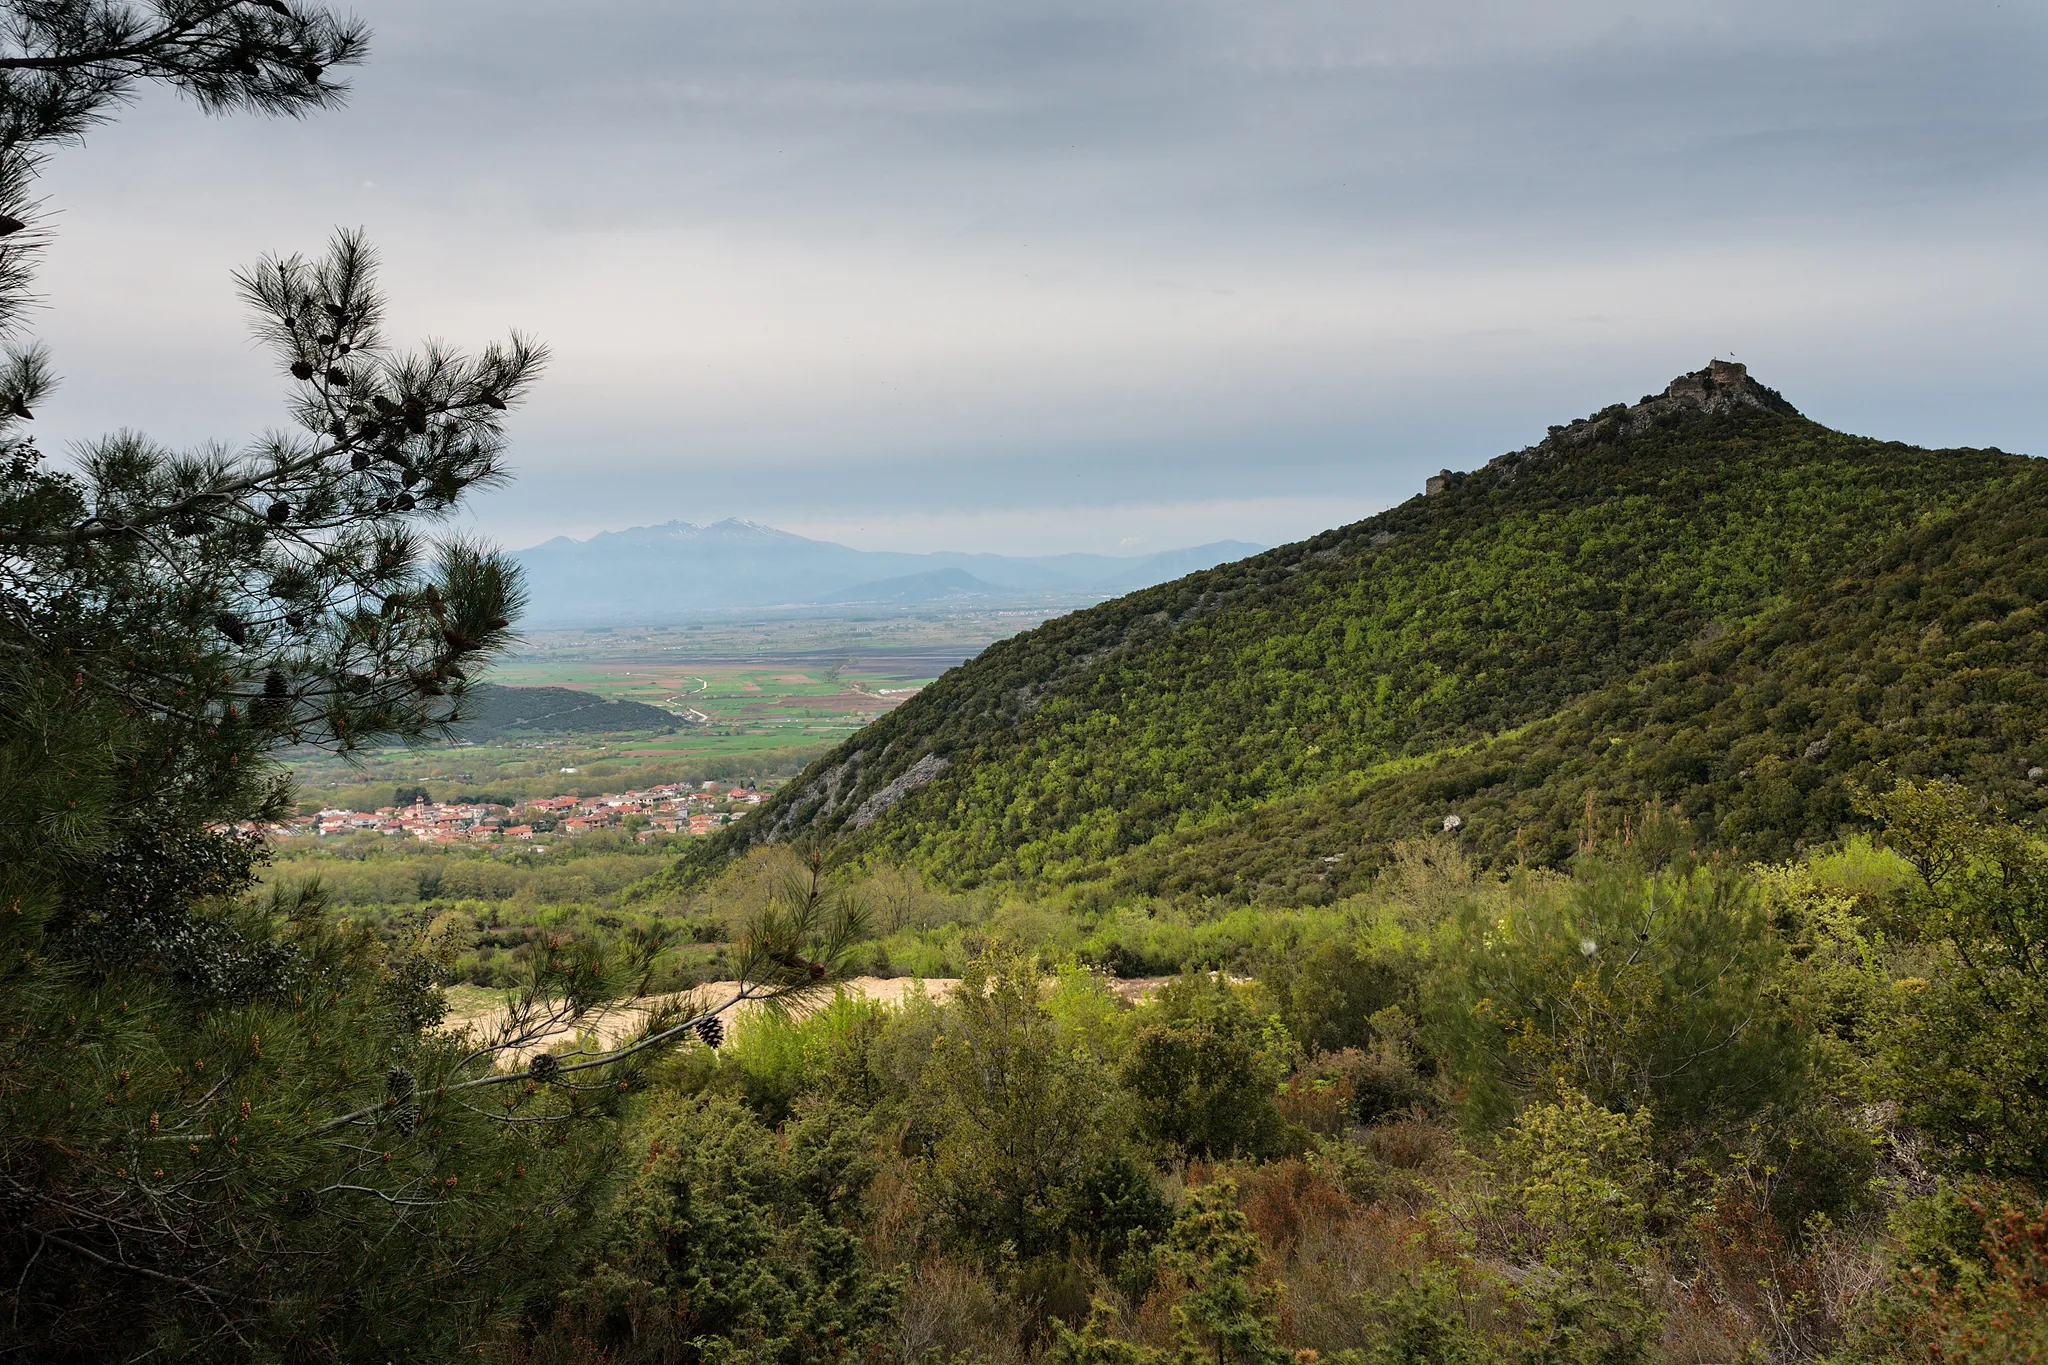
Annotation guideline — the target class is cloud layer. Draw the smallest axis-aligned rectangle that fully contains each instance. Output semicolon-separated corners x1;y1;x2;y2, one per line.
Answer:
25;0;2048;552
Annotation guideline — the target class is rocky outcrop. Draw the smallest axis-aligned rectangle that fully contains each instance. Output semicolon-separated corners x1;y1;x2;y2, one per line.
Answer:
1477;361;1801;486
847;753;950;830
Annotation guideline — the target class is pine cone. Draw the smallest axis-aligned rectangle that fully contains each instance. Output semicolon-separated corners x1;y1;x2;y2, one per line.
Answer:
528;1053;559;1083
284;611;307;630
215;613;247;646
324;367;349;387
695;1016;724;1049
290;360;314;381
392;1103;420;1136
351;451;371;471
263;670;289;700
267;500;291;525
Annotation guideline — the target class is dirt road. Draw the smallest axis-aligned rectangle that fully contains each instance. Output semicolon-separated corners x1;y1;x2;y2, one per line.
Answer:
441;973;1182;1065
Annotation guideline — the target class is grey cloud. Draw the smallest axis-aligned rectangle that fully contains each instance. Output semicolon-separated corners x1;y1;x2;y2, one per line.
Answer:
20;1;2048;554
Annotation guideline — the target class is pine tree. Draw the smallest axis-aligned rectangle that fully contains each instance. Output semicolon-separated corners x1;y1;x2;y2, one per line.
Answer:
0;6;869;1358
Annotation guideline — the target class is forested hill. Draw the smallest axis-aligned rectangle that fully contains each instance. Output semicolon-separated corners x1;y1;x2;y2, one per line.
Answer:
453;684;678;738
675;362;2040;900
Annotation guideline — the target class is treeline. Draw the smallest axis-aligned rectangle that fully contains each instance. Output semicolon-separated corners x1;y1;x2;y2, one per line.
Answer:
297;742;827;816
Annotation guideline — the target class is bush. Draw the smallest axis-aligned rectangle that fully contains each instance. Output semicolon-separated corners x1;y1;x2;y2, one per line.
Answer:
1864;781;2048;1180
914;953;1129;1258
1121;971;1294;1160
1838;1199;2048;1364
529;1093;896;1364
1430;859;1808;1142
1259;937;1419;1057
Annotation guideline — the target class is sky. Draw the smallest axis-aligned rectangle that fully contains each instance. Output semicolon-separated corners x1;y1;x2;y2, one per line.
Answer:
23;0;2048;555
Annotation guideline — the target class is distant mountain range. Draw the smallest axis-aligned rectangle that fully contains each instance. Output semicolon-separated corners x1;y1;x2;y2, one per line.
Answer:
508;519;1266;627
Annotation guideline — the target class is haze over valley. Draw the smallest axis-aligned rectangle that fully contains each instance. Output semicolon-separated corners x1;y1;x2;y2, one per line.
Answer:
510;517;1263;626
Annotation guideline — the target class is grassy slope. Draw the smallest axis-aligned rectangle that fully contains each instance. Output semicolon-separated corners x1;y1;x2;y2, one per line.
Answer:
678;382;2034;898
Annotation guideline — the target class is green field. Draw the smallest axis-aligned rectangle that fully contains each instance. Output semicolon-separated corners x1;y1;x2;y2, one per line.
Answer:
281;611;1060;811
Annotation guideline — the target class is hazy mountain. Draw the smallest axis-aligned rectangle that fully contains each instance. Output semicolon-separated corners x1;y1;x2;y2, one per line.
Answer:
509;519;1264;626
681;362;2048;903
816;567;1001;605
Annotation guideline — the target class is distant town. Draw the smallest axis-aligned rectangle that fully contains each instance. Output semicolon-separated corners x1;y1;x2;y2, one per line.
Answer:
269;781;769;846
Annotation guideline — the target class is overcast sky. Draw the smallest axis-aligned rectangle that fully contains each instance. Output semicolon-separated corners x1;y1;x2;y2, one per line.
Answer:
25;0;2048;554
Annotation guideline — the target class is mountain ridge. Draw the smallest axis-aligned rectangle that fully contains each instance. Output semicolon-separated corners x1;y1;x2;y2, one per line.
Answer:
672;363;2042;899
509;519;1266;625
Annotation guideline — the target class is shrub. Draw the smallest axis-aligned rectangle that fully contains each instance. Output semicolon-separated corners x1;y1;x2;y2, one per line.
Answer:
1122;971;1294;1159
1838;1199;2048;1364
1259;937;1420;1057
1863;781;2048;1180
1430;860;1808;1142
914;952;1128;1258
1500;1091;1661;1365
531;1093;897;1364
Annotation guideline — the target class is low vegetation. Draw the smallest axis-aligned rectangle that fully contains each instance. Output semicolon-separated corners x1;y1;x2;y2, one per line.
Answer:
501;790;2047;1365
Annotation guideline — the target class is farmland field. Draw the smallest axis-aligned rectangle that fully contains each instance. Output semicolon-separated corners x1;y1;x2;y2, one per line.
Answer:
281;609;1062;811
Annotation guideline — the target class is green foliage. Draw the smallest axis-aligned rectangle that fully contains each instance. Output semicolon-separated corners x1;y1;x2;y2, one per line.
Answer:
452;682;680;738
0;874;632;1360
693;399;2028;902
1430;858;1807;1139
1754;843;1907;1100
720;991;896;1125
1507;1092;1657;1266
1122;455;2048;905
1500;1093;1660;1365
1835;1199;2048;1365
1046;1299;1176;1365
1158;1177;1292;1365
1122;971;1295;1160
1074;1150;1173;1299
912;953;1129;1259
539;1093;898;1364
1359;1265;1494;1365
1257;936;1419;1058
1863;781;2048;1179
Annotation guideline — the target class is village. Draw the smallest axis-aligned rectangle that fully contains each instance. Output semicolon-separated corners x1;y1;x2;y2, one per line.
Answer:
271;781;769;846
